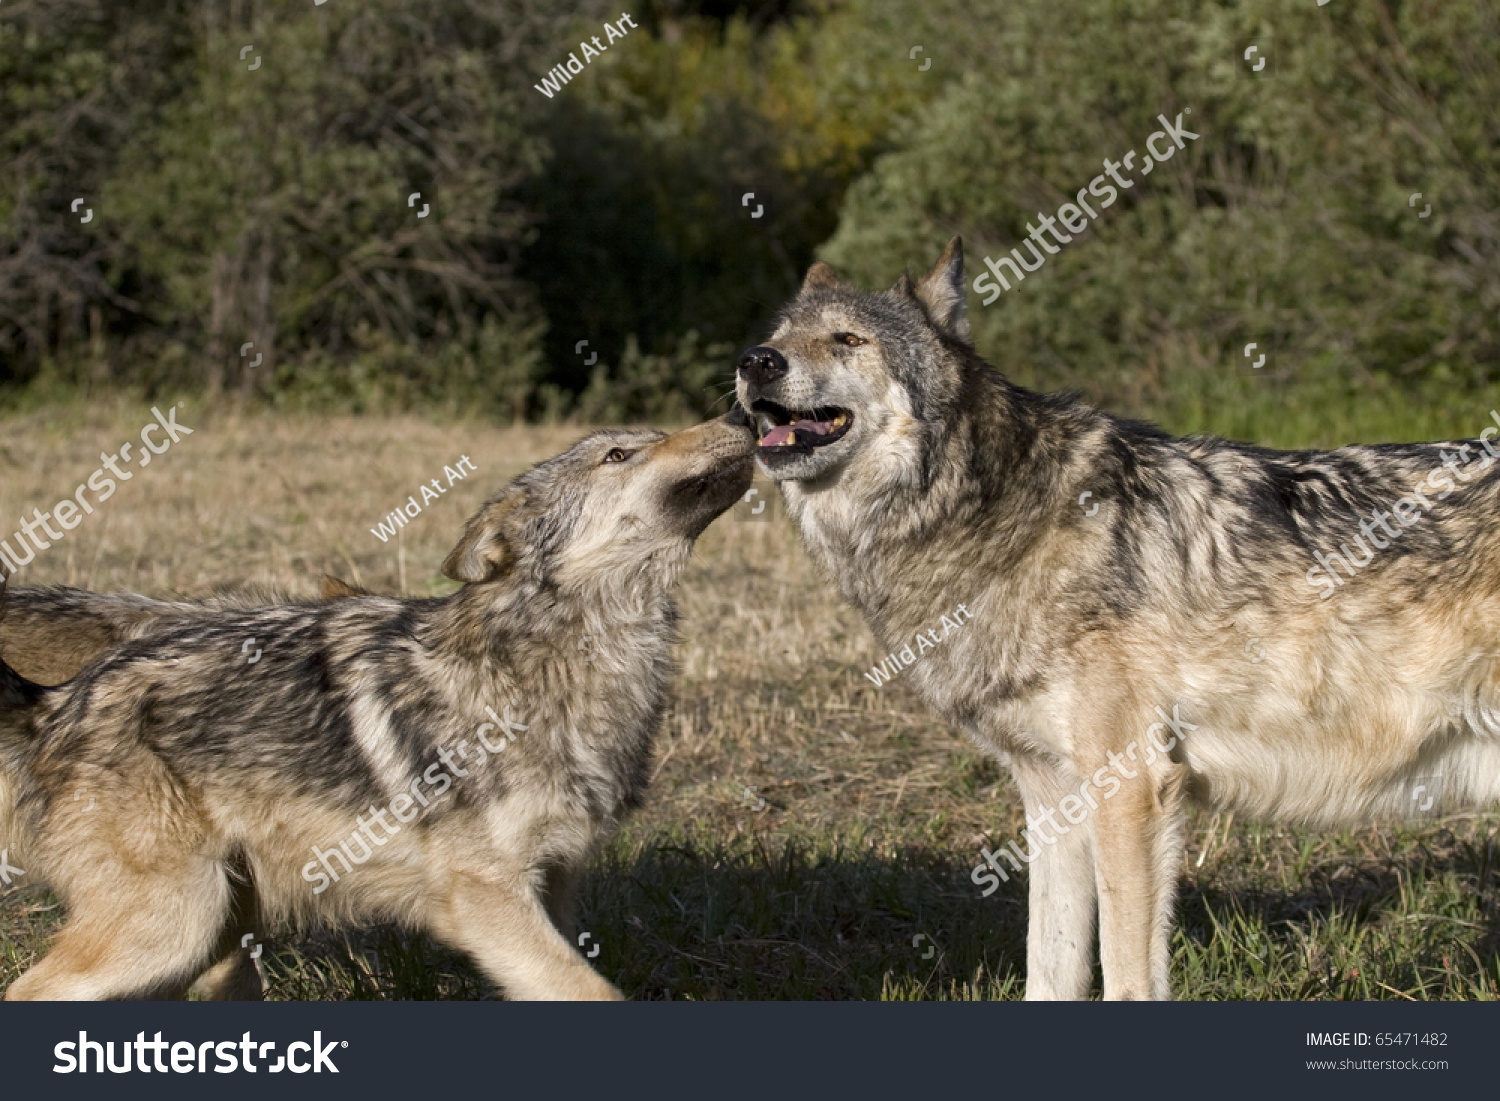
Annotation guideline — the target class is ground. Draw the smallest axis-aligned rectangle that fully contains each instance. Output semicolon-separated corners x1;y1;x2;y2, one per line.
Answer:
1;401;1497;1000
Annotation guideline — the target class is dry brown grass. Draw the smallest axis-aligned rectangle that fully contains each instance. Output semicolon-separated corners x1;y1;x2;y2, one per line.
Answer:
2;401;1498;999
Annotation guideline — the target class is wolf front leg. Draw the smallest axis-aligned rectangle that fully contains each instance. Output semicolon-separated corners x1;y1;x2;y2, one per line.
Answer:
1011;756;1096;1000
433;871;623;1001
1090;739;1186;1001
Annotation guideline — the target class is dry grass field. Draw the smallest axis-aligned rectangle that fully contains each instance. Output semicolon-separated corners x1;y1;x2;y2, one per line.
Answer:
2;400;1499;1000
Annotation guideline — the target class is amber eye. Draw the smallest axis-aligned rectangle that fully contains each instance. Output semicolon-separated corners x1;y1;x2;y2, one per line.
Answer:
835;332;866;347
602;448;633;464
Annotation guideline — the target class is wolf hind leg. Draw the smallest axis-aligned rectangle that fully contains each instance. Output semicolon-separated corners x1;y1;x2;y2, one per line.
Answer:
189;952;265;1001
4;860;234;1001
188;866;265;1001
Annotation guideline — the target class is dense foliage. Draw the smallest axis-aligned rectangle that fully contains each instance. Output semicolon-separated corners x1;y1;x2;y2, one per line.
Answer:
2;0;1495;419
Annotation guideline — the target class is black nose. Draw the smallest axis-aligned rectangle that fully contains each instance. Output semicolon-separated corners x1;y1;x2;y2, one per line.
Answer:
737;345;788;388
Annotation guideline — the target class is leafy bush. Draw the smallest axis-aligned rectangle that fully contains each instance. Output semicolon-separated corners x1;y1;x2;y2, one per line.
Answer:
821;0;1500;402
0;0;590;399
572;330;737;424
4;0;1497;419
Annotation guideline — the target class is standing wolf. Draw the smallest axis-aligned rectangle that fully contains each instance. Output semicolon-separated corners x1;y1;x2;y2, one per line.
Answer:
736;238;1500;1000
0;417;751;1001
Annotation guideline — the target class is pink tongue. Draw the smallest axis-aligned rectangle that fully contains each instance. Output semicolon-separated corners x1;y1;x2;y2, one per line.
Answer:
760;419;831;448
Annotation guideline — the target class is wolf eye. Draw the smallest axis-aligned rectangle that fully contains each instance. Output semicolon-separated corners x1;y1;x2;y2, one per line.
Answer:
834;332;866;347
602;448;634;464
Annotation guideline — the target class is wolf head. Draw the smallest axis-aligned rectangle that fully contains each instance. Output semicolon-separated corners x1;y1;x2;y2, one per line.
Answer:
442;415;753;598
734;237;974;487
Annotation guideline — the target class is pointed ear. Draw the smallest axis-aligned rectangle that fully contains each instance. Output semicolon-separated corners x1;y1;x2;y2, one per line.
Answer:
320;575;370;600
912;236;970;343
800;260;842;295
442;493;523;584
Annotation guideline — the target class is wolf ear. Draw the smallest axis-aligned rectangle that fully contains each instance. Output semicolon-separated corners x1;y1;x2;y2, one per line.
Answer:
911;236;970;344
801;261;842;294
442;493;522;584
320;575;370;600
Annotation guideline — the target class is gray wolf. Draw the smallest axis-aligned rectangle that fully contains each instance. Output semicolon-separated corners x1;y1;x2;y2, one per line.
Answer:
0;576;369;687
0;417;751;1001
735;237;1500;1000
0;576;369;1000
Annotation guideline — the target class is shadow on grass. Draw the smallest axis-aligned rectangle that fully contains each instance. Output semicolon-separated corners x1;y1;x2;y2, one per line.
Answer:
253;837;1030;1001
11;827;1496;1000
588;837;1029;1000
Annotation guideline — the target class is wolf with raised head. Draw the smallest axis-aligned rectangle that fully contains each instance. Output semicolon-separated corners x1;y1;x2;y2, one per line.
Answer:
736;238;1500;1000
0;417;751;1001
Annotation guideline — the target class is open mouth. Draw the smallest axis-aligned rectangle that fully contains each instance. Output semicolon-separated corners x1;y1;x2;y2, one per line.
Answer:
750;400;853;452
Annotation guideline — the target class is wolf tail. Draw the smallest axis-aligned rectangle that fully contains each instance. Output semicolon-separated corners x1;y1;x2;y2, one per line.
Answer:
0;570;46;859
